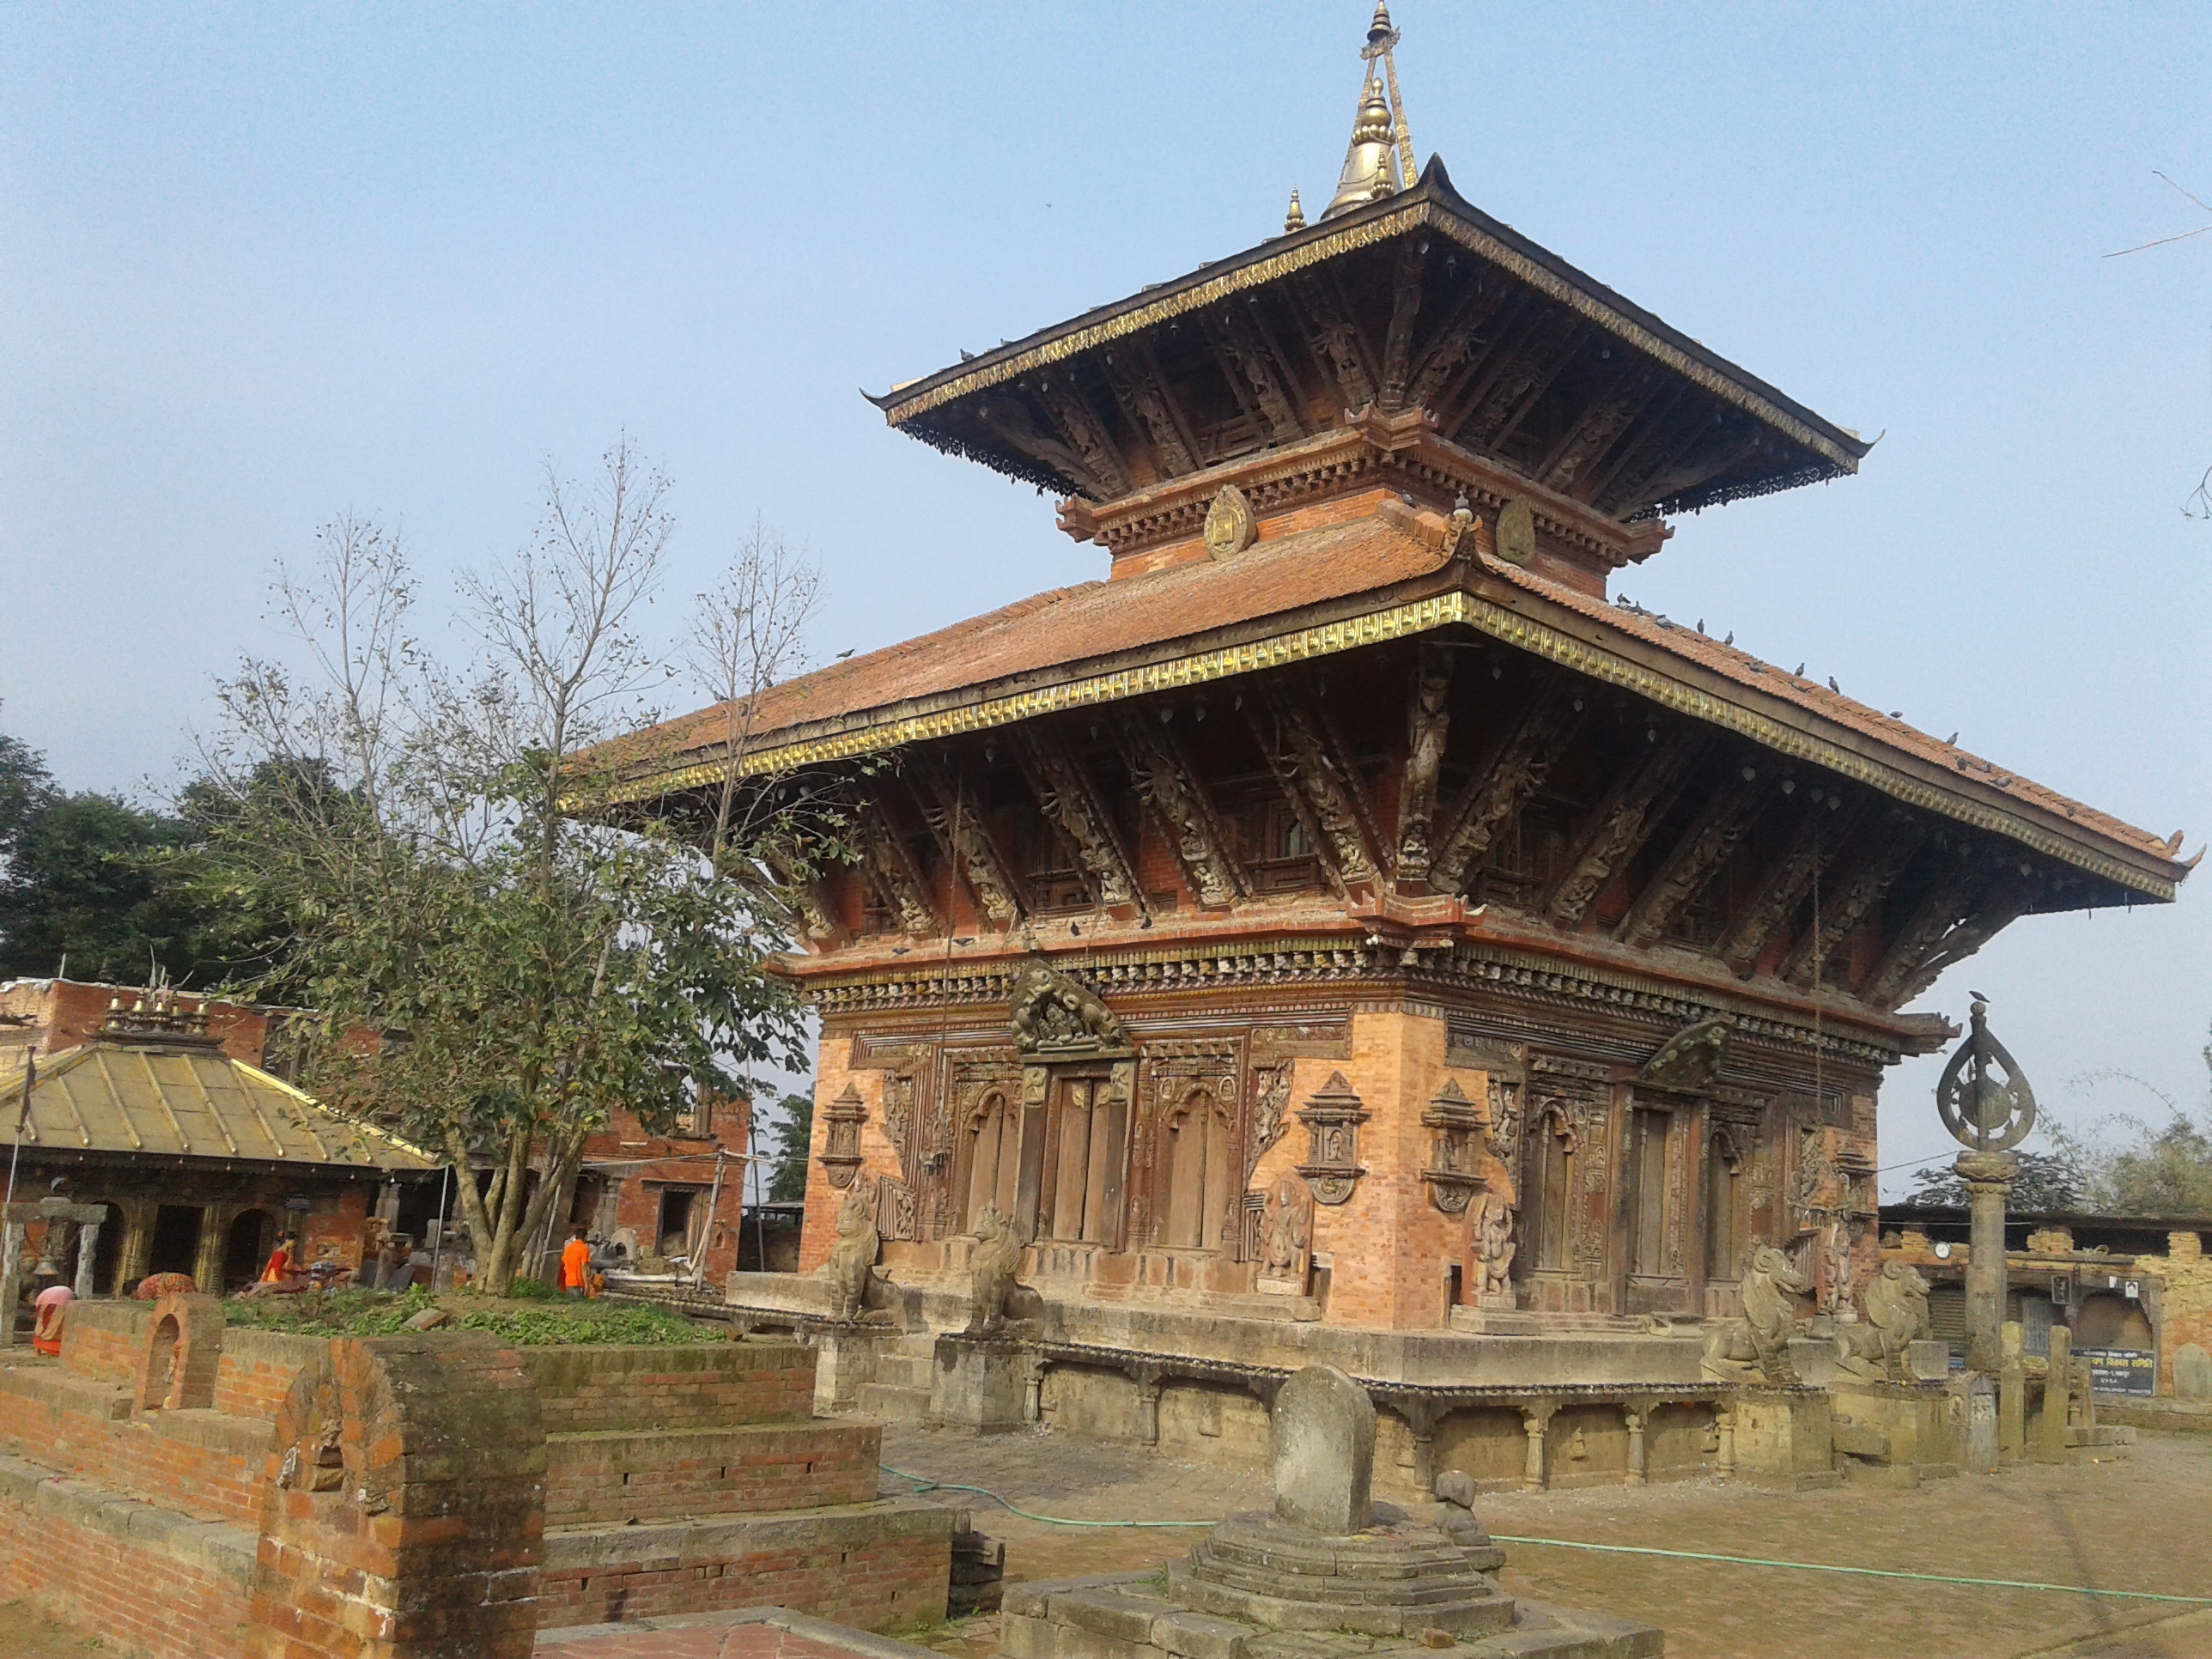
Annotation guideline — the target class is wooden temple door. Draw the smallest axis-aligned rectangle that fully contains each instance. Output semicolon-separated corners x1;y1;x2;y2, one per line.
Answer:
1620;1096;1705;1316
1035;1071;1129;1247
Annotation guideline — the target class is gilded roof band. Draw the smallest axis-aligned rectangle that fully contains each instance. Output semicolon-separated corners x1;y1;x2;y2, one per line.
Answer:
599;588;2172;902
881;197;1863;477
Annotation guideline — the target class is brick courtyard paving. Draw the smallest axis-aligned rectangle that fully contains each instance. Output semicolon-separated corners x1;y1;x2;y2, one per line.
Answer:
877;1424;2212;1659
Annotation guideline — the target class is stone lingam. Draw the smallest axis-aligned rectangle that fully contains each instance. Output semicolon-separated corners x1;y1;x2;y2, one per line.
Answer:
1002;1365;1662;1659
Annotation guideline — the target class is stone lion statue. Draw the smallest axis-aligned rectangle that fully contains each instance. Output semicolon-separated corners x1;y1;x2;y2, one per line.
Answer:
816;1178;880;1322
1835;1260;1931;1382
965;1205;1025;1332
1702;1243;1811;1385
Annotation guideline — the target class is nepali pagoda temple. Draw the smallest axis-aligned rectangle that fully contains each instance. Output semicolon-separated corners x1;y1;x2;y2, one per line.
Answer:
602;9;2188;1386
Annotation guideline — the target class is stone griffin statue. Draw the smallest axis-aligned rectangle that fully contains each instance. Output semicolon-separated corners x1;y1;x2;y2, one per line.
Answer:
965;1204;1025;1332
1701;1243;1811;1385
1835;1260;1932;1382
1469;1190;1516;1301
816;1176;880;1322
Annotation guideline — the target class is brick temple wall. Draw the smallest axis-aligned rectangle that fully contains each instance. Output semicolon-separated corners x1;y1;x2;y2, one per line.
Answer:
0;1310;951;1655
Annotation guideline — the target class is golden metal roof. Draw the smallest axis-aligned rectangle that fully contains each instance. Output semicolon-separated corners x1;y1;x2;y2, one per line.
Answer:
3;1038;437;1170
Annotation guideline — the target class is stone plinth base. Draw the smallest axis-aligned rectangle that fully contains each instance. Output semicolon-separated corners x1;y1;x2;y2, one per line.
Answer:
1174;1509;1511;1637
928;1335;1028;1435
1005;1570;1662;1659
1729;1388;1838;1489
1446;1306;1540;1337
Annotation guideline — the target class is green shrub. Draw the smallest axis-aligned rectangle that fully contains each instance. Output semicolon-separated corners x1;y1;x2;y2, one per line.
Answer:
507;1276;554;1300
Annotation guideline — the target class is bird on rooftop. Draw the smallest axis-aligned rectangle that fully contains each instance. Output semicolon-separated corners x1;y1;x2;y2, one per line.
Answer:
1946;732;1959;745
1723;632;1734;646
1697;618;1706;634
836;648;855;659
1827;676;1840;692
1794;663;1805;678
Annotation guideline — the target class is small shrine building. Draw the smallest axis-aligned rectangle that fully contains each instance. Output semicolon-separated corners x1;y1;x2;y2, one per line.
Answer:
605;10;2188;1345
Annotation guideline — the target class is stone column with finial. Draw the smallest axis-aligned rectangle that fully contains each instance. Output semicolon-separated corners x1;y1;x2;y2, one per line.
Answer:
1935;994;2037;1374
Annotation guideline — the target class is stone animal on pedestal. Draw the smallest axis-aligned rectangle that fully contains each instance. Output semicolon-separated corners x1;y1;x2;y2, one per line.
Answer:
965;1204;1024;1331
1835;1260;1932;1381
817;1176;880;1322
1702;1243;1810;1384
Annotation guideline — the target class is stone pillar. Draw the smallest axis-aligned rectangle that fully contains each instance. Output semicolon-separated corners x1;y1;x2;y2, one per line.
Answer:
1518;1403;1554;1492
1022;1357;1044;1425
116;1201;152;1288
74;1220;100;1300
2039;1323;2071;1462
1623;1407;1648;1486
1998;1321;2025;1462
1716;1407;1736;1480
1134;1376;1163;1448
1955;1150;2017;1374
191;1205;226;1294
0;1222;22;1349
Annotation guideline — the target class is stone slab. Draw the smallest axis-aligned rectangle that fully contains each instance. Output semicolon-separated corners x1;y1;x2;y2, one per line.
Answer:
1269;1365;1373;1534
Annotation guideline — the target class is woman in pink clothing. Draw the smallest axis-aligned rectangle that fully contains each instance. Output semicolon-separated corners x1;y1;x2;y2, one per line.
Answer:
31;1284;73;1357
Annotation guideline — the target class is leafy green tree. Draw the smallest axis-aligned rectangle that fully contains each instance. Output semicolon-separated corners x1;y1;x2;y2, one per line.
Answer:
0;720;241;985
765;1091;813;1202
198;443;842;1292
1903;1147;2087;1212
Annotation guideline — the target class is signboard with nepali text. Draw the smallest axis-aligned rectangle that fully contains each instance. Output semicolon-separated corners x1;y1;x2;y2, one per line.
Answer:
2077;1347;2155;1396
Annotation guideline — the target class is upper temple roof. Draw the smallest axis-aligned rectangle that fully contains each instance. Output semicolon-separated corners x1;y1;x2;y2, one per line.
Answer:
594;495;2186;909
870;159;1872;526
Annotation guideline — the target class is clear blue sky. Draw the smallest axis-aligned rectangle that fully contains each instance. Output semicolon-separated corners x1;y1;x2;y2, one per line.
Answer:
4;3;2207;1194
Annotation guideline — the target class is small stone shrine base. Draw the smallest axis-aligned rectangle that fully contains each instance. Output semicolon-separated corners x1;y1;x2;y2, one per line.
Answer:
1174;1505;1512;1638
1004;1571;1662;1659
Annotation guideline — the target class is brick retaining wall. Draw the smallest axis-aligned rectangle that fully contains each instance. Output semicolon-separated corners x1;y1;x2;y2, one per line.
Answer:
523;1342;817;1433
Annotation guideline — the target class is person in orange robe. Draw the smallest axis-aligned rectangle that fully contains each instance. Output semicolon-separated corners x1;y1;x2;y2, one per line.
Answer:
32;1285;73;1356
559;1225;592;1299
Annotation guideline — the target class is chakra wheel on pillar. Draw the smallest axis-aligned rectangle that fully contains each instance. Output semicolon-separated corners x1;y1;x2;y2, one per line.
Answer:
1936;993;2037;1153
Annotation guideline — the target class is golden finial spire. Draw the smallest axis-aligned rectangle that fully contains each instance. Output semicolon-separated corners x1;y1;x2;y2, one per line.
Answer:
1322;73;1398;219
1285;188;1307;233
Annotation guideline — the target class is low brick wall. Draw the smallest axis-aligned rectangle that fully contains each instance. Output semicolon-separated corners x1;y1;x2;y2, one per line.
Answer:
58;1298;155;1386
523;1340;817;1433
213;1327;323;1419
544;1419;881;1528
0;1450;255;1659
536;1501;951;1632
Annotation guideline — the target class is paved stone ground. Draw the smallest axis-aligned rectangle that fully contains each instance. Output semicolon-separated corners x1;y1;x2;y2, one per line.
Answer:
877;1425;2212;1659
0;1605;102;1657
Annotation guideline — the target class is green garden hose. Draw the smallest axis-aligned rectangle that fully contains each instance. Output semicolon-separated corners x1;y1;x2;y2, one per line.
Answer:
878;1465;2212;1604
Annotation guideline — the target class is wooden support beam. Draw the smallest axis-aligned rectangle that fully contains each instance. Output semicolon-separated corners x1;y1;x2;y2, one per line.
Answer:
1377;236;1427;408
1614;773;1765;949
1035;375;1132;498
1537;368;1664;495
1406;277;1513;411
1545;727;1705;927
1104;345;1197;477
1428;682;1585;894
1113;711;1247;908
1012;723;1146;913
1453;324;1586;453
909;758;1026;929
1863;861;2033;1012
1715;797;1869;978
1291;269;1378;412
852;792;939;936
1778;817;1926;989
1207;306;1304;444
1249;678;1386;889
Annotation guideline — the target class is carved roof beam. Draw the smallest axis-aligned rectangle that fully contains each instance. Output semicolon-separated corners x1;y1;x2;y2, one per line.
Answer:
1715;795;1870;978
1577;381;1698;509
1862;857;2007;1011
1404;276;1513;411
1035;374;1133;498
1206;307;1304;444
1626;417;1767;517
1103;344;1198;478
1779;816;1927;989
1291;269;1379;413
1395;641;1453;882
908;757;1027;931
850;793;940;937
1112;709;1248;908
1887;874;2040;1012
1427;680;1585;894
763;850;848;951
1245;700;1349;900
1451;324;1587;453
1432;292;1541;422
1255;677;1387;886
974;395;1111;501
1544;726;1705;927
1615;772;1765;949
1011;722;1146;915
1377;234;1429;408
1536;367;1665;495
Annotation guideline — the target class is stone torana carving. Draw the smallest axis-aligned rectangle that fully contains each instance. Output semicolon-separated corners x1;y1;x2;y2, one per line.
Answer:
1701;1243;1809;1385
1396;644;1452;879
1010;960;1131;1057
1295;1073;1370;1205
1636;1016;1733;1094
817;1177;881;1322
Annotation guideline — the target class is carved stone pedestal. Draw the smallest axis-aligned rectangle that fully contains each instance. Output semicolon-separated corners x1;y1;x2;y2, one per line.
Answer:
928;1334;1029;1435
1727;1388;1838;1489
